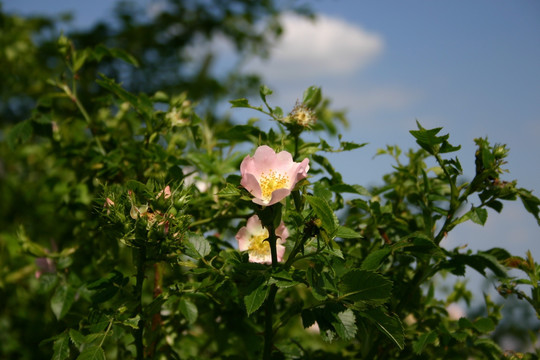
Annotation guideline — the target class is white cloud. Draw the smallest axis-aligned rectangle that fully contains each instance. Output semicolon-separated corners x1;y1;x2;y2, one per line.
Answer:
246;13;384;80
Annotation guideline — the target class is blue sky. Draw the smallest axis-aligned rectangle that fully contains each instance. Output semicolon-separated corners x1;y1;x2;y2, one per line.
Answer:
5;0;540;301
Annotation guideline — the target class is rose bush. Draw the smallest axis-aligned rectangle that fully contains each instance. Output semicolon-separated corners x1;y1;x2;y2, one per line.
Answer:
1;7;539;360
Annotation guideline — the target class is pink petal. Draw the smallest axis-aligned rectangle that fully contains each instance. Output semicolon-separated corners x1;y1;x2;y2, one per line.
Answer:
276;243;286;263
245;215;265;234
266;188;291;206
235;226;250;252
276;221;289;242
285;158;310;190
252;145;280;174
240;173;262;199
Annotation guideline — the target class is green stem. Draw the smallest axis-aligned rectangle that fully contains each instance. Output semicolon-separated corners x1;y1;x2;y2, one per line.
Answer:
263;223;278;359
263;284;278;360
294;134;299;161
99;319;114;348
433;153;460;244
60;83;106;155
284;231;311;269
134;245;147;360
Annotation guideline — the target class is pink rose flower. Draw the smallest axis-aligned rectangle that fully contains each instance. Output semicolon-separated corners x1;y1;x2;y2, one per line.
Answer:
235;215;289;264
240;145;309;206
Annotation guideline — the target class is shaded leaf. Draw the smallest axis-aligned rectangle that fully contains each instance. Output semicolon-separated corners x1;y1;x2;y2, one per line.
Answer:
363;309;404;349
179;298;198;324
413;331;438;354
76;346;105;360
333;308;357;340
339;270;392;302
185;234;211;259
51;284;76;320
335;226;362;239
52;332;70;360
304;195;338;234
361;248;391;271
244;277;269;316
473;317;495;333
7;119;33;149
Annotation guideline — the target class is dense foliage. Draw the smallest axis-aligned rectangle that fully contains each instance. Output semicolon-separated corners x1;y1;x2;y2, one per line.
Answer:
1;2;539;359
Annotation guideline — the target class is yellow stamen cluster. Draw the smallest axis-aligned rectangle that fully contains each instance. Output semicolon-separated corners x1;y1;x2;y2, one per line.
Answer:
259;170;290;202
290;102;316;127
248;230;270;258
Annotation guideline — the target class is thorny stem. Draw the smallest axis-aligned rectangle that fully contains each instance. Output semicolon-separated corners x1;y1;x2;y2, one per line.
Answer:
148;263;163;357
134;245;147;360
263;223;278;360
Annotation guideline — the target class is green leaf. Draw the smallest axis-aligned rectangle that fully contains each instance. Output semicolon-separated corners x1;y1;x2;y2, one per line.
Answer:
341;141;367;152
486;199;503;213
105;48;139;67
92;45;139;67
96;75;152;120
409;121;453;155
122;315;140;329
301;309;316;329
361;248;391;271
445;252;507;278
458;317;474;329
69;329;86;347
473;317;495;333
87;270;125;303
7;119;33;149
244;278;269;316
73;48;90;72
51;284;76;320
413;331;438;354
363;309;404;350
76;346;105;360
468;207;488;225
335;226;362;239
179;298;198;324
217;183;241;198
307;267;327;301
229;98;250;108
304;195;338;234
330;183;370;196
302;86;322;108
186;234;211;259
52;332;70;360
333;309;357;340
518;188;540;225
260;84;273;97
339;270;392;302
270;270;300;289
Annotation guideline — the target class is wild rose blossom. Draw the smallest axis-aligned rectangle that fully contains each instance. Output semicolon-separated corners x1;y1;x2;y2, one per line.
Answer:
235;215;289;264
240;145;309;206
